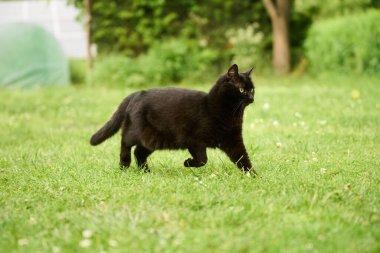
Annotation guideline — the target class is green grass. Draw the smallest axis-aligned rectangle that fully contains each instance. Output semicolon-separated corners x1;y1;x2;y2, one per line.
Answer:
1;75;379;253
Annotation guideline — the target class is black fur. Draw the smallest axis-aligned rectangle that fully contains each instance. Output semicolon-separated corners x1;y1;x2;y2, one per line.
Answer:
90;64;257;174
90;97;130;145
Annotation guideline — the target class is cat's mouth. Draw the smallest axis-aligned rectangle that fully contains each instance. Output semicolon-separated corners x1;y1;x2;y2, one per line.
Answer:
241;97;254;106
246;94;254;104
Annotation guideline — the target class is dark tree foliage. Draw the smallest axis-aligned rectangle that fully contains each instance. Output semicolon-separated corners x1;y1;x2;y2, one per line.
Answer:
69;0;378;74
69;0;316;73
70;0;272;56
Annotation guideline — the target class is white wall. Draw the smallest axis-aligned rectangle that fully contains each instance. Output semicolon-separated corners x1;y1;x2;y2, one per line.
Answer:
0;0;87;58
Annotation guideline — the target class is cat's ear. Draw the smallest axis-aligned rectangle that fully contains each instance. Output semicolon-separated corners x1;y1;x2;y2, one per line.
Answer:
244;67;254;76
227;64;239;77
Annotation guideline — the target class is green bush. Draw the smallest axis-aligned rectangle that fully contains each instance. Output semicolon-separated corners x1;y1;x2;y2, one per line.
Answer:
69;58;86;84
304;10;380;74
89;39;218;87
88;55;142;87
140;39;218;84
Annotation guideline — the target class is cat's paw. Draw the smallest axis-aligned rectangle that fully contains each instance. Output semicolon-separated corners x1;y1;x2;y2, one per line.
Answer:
119;164;130;170
119;160;131;169
184;158;193;167
244;167;258;177
138;164;150;173
184;158;207;167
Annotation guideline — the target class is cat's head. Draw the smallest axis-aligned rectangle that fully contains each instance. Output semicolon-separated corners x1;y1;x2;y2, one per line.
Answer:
218;64;255;104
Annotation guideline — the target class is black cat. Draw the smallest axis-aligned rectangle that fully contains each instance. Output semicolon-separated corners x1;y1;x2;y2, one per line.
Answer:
90;64;257;175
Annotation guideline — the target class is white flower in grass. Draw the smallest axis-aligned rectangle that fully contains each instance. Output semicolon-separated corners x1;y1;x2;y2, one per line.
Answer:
305;242;313;250
319;120;327;125
320;168;327;174
194;176;207;187
311;152;318;162
82;229;93;238
292;122;298;127
351;90;361;100
18;238;29;246
79;239;92;248
262;103;270;111
272;120;279;126
28;216;37;225
52;246;61;253
276;142;282;148
317;234;325;241
294;112;302;118
109;239;118;247
344;184;351;191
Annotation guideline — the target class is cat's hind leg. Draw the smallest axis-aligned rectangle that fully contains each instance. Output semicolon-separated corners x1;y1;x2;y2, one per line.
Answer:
120;127;137;169
134;145;153;172
120;139;131;168
184;146;207;168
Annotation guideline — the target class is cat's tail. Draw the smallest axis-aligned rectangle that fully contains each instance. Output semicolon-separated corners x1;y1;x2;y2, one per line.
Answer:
90;96;131;146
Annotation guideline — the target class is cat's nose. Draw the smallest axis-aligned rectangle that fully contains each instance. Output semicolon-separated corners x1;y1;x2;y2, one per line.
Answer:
248;93;254;102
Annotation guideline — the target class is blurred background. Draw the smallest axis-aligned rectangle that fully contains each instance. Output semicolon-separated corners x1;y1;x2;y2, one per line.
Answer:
0;0;379;88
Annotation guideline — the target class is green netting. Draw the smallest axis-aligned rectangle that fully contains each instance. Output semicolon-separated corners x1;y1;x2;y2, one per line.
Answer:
0;23;69;88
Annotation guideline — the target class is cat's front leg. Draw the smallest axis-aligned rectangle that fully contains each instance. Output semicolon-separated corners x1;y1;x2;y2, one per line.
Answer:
184;146;207;167
221;140;257;175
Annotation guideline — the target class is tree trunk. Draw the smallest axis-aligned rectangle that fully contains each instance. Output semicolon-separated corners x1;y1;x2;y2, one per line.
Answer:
273;13;290;74
263;0;290;74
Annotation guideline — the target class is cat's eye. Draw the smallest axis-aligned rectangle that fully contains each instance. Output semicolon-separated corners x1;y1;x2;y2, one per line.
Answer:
239;88;244;93
251;88;254;93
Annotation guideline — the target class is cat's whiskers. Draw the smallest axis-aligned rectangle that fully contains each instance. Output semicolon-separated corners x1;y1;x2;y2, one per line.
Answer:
232;100;245;118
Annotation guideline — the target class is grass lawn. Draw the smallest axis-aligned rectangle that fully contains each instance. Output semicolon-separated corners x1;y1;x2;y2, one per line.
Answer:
0;75;379;253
